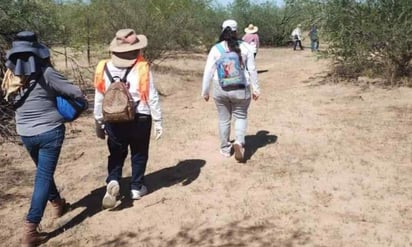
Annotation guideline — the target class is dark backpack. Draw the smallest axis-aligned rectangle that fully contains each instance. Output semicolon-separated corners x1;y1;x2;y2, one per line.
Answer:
102;64;135;123
215;43;246;90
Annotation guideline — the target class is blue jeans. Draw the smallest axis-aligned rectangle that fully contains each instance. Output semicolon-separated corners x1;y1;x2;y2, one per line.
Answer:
105;114;152;190
311;39;319;51
21;125;65;224
213;82;251;153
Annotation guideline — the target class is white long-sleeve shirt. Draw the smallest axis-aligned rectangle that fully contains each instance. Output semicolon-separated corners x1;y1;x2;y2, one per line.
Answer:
94;61;162;123
292;28;302;40
201;41;260;97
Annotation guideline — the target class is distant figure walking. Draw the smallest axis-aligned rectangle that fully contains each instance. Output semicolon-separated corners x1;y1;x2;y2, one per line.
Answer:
242;24;260;58
292;24;304;50
201;19;260;162
2;31;87;246
308;24;319;52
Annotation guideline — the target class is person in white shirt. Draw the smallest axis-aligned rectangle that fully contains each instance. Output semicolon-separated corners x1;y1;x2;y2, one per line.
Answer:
291;24;304;50
93;29;162;208
201;19;260;162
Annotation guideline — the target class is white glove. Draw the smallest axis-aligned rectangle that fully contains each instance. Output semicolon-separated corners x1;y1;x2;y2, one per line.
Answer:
154;121;163;140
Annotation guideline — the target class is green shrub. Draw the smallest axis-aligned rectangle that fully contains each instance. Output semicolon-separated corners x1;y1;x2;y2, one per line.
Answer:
323;0;412;83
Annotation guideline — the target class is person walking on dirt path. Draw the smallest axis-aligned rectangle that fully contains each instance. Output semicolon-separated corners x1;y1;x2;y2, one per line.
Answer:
201;19;260;162
292;24;304;50
242;24;260;58
93;29;163;209
308;24;319;52
2;31;87;246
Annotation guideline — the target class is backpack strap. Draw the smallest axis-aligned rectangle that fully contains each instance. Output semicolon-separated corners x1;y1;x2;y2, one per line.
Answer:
12;78;37;109
103;64;114;83
215;43;226;54
104;64;133;83
122;66;133;82
12;67;49;109
215;40;243;54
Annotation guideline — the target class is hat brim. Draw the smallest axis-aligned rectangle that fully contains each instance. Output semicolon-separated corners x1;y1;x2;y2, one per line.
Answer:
6;41;50;59
244;27;258;34
109;34;147;53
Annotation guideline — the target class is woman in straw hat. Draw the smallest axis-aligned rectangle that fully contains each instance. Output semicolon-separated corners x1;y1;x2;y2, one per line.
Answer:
93;28;162;208
2;31;86;246
242;24;260;58
201;19;260;163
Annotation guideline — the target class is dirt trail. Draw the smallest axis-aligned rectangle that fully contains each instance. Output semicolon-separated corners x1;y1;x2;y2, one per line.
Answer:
1;47;411;246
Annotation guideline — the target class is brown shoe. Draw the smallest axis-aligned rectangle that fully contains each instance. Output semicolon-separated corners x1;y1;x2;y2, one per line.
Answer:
22;222;47;247
50;198;69;219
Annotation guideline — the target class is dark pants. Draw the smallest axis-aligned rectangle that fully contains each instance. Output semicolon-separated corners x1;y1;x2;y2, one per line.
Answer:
105;114;152;190
294;40;303;50
21;125;65;224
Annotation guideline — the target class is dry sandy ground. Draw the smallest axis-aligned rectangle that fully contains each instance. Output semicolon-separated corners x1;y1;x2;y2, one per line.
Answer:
0;47;411;247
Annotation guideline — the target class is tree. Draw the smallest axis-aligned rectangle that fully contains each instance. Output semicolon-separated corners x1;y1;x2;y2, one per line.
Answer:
323;0;412;82
0;0;61;143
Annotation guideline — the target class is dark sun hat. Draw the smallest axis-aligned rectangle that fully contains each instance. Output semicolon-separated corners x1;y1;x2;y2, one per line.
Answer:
5;31;50;75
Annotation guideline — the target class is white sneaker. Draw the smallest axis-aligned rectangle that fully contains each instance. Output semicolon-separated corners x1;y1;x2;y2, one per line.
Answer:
233;142;245;162
130;185;148;200
220;143;233;158
102;180;120;209
220;149;231;158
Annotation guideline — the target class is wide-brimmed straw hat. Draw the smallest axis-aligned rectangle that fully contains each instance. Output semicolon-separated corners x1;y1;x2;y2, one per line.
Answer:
6;31;50;75
109;29;147;67
244;24;258;34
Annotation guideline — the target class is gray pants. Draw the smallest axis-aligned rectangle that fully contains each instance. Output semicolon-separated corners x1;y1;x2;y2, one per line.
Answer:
213;81;251;153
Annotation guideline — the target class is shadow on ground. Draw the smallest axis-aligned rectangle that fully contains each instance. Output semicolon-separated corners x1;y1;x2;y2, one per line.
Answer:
111;159;206;211
244;130;277;162
47;159;205;240
96;218;310;247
